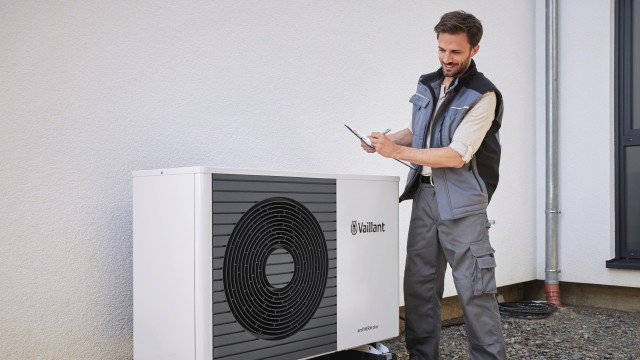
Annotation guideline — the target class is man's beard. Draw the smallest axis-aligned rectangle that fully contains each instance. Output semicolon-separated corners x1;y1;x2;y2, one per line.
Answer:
441;56;472;78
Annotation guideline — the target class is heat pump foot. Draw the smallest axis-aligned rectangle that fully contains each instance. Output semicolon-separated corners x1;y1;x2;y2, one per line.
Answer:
348;342;396;360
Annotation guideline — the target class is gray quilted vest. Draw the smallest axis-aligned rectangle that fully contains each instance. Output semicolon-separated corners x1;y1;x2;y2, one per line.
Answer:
399;60;503;220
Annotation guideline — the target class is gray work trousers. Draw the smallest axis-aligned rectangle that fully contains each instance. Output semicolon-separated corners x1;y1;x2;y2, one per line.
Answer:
404;182;506;360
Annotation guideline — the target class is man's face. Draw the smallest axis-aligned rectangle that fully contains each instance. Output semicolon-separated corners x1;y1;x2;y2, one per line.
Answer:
437;32;479;78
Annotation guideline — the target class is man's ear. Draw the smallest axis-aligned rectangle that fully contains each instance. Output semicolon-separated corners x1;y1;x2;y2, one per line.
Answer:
471;44;480;57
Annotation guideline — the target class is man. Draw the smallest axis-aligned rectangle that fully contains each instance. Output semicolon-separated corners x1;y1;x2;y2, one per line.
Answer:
364;10;506;360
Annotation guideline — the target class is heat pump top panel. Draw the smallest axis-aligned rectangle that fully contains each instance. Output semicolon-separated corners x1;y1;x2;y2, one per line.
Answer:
132;166;398;181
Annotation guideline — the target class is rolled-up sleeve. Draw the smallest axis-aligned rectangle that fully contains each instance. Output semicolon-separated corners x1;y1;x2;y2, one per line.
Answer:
449;91;497;163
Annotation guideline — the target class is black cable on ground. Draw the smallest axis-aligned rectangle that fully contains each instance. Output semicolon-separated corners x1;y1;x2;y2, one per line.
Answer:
400;300;557;328
498;300;558;319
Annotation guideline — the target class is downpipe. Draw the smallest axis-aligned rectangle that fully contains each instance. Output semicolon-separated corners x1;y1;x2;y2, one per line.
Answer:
545;0;562;307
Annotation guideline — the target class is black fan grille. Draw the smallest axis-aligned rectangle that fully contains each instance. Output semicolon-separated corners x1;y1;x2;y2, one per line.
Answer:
223;197;329;340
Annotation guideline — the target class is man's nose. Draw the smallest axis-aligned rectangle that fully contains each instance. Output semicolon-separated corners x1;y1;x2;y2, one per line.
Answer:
442;52;453;64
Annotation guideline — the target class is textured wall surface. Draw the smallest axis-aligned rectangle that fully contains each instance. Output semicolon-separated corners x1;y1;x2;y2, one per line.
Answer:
3;0;623;359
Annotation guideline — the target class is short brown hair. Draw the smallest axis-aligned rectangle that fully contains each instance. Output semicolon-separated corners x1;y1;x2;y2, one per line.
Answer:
434;11;483;48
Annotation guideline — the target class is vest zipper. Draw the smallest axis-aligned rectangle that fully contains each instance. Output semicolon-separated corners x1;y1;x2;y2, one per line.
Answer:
422;84;438;149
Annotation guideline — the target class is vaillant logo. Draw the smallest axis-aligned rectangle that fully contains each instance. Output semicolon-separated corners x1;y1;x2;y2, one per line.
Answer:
350;220;386;235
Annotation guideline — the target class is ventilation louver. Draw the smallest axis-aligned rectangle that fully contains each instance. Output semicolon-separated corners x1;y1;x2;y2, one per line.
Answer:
212;174;337;360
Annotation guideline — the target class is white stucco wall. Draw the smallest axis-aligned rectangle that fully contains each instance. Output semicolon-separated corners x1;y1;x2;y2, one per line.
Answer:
0;0;549;358
534;0;640;288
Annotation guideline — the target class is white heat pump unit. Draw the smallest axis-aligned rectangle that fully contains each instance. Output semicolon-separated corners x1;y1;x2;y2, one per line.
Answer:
133;167;399;360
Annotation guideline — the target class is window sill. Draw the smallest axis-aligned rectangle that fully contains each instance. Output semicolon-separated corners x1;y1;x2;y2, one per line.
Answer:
606;258;640;270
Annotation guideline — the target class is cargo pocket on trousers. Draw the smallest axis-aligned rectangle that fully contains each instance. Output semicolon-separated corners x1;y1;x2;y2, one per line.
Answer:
470;240;497;295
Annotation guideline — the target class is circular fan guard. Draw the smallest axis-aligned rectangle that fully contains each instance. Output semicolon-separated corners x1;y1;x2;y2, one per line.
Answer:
223;197;329;340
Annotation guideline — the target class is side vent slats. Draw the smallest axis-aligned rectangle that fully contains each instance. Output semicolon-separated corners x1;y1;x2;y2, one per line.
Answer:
211;174;337;360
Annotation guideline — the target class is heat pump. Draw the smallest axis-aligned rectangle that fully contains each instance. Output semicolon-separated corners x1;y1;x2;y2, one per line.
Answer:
133;167;399;360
